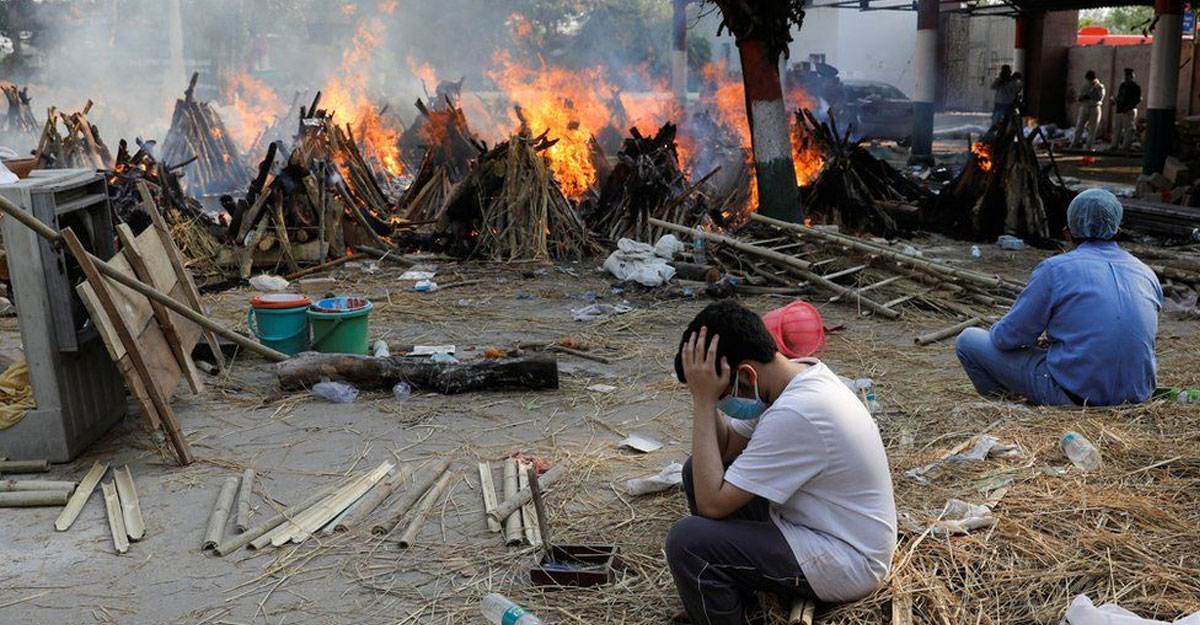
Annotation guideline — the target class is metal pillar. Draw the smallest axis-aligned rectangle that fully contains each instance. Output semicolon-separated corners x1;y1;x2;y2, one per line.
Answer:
1144;0;1184;175
738;39;800;221
911;0;939;164
672;0;688;110
1013;16;1029;78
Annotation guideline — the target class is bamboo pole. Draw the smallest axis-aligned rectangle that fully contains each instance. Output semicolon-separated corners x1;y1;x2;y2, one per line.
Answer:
915;317;985;346
502;459;522;545
396;471;454;549
490;462;568;524
788;599;816;625
648;218;902;319
202;477;240;550
517;462;541;547
370;458;452;535
0;459;50;474
0;196;289;362
101;482;130;554
271;462;392;546
0;490;69;507
334;463;415;532
0;480;75;492
235;469;255;533
215;482;342;556
55;462;107;531
478;463;501;533
114;466;144;541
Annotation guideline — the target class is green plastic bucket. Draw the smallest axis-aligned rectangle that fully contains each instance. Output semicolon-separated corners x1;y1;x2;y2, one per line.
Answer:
308;296;373;354
248;293;312;356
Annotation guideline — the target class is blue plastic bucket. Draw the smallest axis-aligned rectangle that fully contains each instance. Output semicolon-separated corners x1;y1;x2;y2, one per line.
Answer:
307;296;373;354
248;293;312;356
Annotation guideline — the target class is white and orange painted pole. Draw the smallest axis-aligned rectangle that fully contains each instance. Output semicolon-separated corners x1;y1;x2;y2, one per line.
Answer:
1013;15;1028;78
1144;0;1184;175
672;0;688;111
738;39;800;221
911;0;939;164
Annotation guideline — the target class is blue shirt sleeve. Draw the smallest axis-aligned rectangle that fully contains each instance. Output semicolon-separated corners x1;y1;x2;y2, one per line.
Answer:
990;260;1055;350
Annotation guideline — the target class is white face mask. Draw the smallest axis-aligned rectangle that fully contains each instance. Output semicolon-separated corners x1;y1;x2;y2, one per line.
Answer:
718;368;767;420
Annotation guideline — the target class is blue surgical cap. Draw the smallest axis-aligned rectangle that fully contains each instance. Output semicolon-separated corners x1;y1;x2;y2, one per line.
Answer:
1067;188;1123;240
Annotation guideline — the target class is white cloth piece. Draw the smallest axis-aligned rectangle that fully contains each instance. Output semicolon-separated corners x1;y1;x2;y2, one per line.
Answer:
653;234;685;259
1066;594;1200;625
625;462;684;496
725;360;897;603
603;237;678;287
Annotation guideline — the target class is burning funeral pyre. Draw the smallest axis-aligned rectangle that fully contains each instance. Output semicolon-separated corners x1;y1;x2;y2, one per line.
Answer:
160;73;252;198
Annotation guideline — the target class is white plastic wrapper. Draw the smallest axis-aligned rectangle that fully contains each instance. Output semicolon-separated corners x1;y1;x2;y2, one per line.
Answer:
1066;594;1200;625
249;274;290;292
312;379;358;404
625;462;684;496
602;237;678;287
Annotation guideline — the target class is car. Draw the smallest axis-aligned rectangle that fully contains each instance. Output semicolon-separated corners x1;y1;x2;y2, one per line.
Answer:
837;80;914;145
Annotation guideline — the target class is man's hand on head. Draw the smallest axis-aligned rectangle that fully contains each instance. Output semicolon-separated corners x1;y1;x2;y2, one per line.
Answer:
681;326;730;408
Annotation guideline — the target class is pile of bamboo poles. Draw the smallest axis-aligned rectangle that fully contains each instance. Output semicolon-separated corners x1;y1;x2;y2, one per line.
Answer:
1;82;39;141
160;73;251;195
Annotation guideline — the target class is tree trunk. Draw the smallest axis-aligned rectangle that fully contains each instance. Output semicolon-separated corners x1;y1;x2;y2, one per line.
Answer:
277;352;559;393
738;38;800;222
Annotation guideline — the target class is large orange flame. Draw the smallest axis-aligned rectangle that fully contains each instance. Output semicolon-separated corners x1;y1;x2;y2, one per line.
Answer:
222;72;286;151
971;141;993;172
323;18;405;177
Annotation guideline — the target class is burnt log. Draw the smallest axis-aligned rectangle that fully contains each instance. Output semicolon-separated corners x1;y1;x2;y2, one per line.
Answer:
277;352;560;394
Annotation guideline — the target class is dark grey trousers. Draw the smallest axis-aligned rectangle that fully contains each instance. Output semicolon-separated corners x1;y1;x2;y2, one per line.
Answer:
665;458;817;625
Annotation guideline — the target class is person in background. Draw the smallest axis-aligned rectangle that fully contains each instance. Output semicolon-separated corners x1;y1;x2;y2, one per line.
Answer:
955;189;1161;407
1112;67;1142;151
990;64;1021;126
664;300;897;625
1070;70;1106;151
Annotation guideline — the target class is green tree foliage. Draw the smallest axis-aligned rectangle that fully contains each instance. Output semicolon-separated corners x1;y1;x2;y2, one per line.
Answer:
1079;7;1155;35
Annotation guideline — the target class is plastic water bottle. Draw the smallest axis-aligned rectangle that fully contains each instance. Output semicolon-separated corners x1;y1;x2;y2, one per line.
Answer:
1062;432;1102;471
693;237;707;265
970;245;982;260
1175;389;1200;403
865;392;881;414
481;593;545;625
392;382;411;402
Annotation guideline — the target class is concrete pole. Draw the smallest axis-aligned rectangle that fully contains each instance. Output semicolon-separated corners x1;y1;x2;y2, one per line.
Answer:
1144;0;1184;175
166;0;186;91
1013;16;1029;77
738;39;801;221
910;0;939;164
672;0;688;111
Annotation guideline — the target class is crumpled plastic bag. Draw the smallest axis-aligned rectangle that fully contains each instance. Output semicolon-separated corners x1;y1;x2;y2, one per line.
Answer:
602;236;681;287
1066;594;1200;625
929;498;996;537
312;378;358;404
653;234;685;259
249;274;290;292
572;302;632;322
625;462;684;496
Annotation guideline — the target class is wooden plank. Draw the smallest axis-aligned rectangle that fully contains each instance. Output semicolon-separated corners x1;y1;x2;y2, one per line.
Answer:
891;576;913;625
113;466;145;541
116;224;202;393
478;463;501;533
55;462;107;531
138;182;225;371
101;481;130;554
63;229;192;465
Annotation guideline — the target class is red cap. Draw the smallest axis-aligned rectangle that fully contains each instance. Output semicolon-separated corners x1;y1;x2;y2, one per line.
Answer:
762;301;826;359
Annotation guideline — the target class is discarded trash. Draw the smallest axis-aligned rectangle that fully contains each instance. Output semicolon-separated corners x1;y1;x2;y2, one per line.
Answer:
1065;594;1200;625
372;340;390;357
312;379;358;404
970;245;982;259
948;434;1022;463
603;238;677;287
692;236;706;265
584;290;598;301
901;245;923;257
410;345;456;356
399;270;436;281
1062;431;1102;471
431;352;459;364
930;498;996;536
1158;387;1200;403
586;384;617;394
392;382;411;402
414;280;438;292
865;392;881;414
996;235;1026;250
625;463;684;496
572;303;632;322
619;433;663;453
516;292;533;300
762;301;825;358
655;234;685;259
481;593;546;625
249;274;290;292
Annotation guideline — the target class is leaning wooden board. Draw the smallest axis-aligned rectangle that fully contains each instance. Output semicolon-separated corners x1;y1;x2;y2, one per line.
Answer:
76;224;201;435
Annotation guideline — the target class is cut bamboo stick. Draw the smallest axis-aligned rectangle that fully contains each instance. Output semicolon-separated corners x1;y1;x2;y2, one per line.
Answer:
113;466;144;541
478;462;501;533
101;481;130;554
218;482;342;556
517;462;540;547
55;462;107;531
915;317;984;346
0;479;75;492
202;477;240;550
0;490;70;507
370;458;453;535
332;463;415;533
0;459;50;474
502;459;522;546
270;462;392;546
789;599;816;625
235;469;255;533
396;471;454;549
490;462;568;524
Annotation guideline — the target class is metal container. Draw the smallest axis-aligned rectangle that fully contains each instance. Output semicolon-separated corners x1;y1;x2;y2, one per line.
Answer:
529;544;622;587
0;169;127;462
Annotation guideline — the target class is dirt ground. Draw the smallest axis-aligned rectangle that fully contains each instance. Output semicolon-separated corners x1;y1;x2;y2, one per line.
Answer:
1;235;1198;625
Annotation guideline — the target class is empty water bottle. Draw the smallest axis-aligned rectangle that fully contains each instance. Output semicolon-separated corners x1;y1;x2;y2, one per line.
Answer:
693;237;707;265
1062;431;1102;471
392;381;411;402
865;392;881;414
970;245;982;260
1175;388;1200;403
480;593;545;625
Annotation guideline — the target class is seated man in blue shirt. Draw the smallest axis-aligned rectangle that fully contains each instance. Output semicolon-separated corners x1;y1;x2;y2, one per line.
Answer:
955;188;1161;406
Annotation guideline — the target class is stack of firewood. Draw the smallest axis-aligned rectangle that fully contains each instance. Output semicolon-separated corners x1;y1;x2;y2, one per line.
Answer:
161;73;252;196
397;97;481;223
32;101;113;170
1;83;39;143
584;123;694;243
440;130;594;261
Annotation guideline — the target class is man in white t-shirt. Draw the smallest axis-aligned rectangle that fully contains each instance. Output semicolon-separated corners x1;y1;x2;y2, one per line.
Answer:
666;301;897;624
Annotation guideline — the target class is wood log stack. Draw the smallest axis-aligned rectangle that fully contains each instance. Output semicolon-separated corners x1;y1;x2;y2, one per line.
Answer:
160;73;252;196
32;101;113;170
397;97;481;224
1;83;39;143
929;118;1072;243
